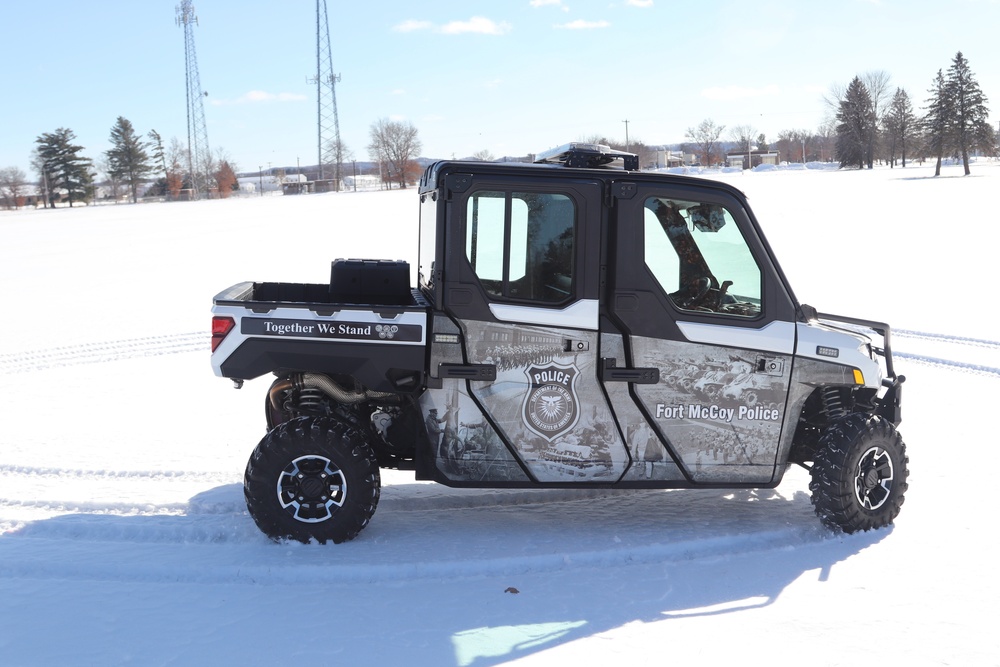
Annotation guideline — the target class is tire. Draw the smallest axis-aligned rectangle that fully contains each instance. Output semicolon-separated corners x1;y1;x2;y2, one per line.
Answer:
244;416;380;544
809;413;908;534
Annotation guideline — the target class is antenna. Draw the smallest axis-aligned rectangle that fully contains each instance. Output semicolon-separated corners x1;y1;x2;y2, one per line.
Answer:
312;0;342;188
177;0;212;198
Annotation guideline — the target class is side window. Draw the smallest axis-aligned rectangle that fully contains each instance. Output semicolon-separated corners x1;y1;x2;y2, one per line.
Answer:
466;191;575;303
643;196;762;317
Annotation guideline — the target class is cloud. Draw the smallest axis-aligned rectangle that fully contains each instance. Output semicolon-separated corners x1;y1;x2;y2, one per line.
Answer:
210;90;307;106
530;0;568;8
626;0;654;6
700;84;781;101
439;16;512;35
554;19;611;29
395;16;512;35
392;19;432;32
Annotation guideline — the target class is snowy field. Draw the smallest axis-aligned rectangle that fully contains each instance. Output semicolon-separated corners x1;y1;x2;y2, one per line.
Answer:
2;162;1000;666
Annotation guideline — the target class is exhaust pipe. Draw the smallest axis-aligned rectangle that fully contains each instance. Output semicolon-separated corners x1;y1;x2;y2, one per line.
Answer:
269;373;397;412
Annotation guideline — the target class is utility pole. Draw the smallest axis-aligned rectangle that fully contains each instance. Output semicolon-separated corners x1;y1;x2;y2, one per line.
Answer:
176;0;212;199
622;119;630;152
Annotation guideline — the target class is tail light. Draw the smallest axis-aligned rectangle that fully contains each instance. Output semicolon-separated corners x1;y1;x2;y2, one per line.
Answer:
212;316;235;352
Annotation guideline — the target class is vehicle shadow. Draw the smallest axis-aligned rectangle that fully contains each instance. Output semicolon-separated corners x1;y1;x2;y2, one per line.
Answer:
0;476;888;666
357;479;888;665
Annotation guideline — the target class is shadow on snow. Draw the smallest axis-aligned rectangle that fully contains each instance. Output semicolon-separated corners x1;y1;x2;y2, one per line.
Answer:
0;477;888;666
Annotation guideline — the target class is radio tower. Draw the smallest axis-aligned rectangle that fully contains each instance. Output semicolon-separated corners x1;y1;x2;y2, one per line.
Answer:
177;0;212;198
314;0;342;187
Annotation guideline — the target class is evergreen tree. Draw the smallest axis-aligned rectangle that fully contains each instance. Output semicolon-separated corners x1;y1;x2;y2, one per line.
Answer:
835;77;874;169
106;117;152;203
884;88;917;168
945;51;992;175
922;69;953;177
148;129;167;178
35;127;94;207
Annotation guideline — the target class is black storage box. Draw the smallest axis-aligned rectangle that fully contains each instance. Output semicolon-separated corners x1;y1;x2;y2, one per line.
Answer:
330;258;411;305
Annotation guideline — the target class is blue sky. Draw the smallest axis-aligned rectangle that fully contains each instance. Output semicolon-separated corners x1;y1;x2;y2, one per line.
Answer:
2;0;998;175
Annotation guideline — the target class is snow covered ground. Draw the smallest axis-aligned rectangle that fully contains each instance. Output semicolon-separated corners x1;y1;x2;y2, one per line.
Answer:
2;162;999;666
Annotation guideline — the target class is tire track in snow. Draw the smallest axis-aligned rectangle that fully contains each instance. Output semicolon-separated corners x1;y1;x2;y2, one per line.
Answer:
895;329;1000;350
0;463;236;484
893;329;1000;378
0;498;190;515
0;332;209;374
893;352;1000;378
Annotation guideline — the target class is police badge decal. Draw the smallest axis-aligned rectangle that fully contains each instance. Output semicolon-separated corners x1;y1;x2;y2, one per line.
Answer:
522;362;580;442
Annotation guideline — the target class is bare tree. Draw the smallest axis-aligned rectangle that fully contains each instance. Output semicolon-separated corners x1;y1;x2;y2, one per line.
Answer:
729;125;757;153
367;118;422;189
815;121;837;162
775;129;811;163
94;156;124;202
0;166;28;209
685;119;725;166
822;81;848;127
862;70;893;168
729;124;757;168
324;138;354;188
471;149;495;161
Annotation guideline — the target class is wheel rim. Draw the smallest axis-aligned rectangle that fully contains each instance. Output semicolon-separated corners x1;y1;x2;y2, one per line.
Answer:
276;455;347;523
854;446;894;511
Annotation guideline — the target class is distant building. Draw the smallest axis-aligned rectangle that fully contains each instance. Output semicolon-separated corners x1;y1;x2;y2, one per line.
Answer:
726;150;780;169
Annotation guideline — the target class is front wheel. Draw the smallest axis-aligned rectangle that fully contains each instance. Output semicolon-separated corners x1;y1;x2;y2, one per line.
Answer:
244;416;380;544
809;414;908;534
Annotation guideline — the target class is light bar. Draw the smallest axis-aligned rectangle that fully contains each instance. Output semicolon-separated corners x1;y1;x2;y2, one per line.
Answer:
535;142;639;171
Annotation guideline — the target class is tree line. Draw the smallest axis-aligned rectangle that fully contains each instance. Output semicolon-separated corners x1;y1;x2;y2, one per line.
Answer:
0;118;239;209
2;52;994;210
2;115;426;209
834;52;993;175
681;52;995;175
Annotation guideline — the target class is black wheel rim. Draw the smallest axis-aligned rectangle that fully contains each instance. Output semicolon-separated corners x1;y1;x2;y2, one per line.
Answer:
276;455;347;523
854;446;894;511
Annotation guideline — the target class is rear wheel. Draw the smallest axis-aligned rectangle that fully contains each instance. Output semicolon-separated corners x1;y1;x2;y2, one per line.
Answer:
244;416;380;543
809;414;908;534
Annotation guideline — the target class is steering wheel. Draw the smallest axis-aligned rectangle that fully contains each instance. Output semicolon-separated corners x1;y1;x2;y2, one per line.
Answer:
680;277;712;308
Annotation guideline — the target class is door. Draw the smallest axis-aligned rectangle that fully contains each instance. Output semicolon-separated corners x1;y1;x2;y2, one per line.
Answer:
427;174;631;483
607;183;798;484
